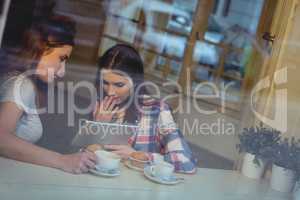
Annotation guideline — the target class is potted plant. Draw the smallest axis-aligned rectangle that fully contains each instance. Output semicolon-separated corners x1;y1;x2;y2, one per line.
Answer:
268;137;300;193
236;123;281;179
293;154;300;200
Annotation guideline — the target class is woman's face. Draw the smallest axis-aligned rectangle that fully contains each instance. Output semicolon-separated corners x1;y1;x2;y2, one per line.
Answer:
36;45;73;83
101;70;133;105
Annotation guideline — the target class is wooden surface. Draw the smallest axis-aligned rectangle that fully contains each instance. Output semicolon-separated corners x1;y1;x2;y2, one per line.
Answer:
0;157;292;200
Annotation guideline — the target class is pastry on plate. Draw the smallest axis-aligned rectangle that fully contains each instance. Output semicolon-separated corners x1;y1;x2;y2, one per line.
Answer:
86;144;103;152
129;151;150;169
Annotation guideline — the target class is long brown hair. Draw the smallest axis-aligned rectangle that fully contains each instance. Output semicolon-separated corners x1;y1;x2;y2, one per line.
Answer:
96;44;147;124
0;15;76;75
0;15;76;109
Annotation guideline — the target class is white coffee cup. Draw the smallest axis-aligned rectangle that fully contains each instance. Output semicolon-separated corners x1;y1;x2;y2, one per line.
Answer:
94;150;121;170
150;161;174;179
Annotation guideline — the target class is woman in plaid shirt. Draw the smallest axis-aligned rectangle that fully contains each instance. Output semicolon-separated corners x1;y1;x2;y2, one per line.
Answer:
93;44;197;174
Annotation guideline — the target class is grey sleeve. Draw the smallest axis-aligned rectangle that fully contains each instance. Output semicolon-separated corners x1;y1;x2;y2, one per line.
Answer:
0;75;37;114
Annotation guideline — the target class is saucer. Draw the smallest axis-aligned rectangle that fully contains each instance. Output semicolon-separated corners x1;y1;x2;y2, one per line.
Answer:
143;165;184;185
89;166;120;177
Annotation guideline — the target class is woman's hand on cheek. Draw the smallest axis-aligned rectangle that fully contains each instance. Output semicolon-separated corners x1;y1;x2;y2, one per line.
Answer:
93;97;119;122
104;145;136;159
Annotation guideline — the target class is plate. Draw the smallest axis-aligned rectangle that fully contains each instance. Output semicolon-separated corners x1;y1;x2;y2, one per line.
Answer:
89;166;120;177
124;160;145;172
143;165;184;185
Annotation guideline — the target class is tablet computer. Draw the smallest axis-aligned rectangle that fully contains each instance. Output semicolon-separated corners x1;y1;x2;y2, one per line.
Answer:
71;120;139;148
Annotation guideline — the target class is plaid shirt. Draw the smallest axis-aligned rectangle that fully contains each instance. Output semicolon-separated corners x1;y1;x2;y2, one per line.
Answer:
128;95;197;174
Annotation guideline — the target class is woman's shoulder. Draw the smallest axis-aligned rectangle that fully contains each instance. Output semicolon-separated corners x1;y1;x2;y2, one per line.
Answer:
0;73;35;95
0;73;37;111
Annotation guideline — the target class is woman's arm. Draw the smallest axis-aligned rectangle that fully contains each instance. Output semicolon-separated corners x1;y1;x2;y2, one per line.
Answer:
148;132;197;174
148;103;197;174
0;102;97;174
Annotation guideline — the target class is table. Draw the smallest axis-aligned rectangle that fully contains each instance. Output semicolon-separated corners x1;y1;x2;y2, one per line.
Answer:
0;157;292;200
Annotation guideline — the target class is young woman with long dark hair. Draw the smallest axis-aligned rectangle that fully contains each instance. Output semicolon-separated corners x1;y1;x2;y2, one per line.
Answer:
93;44;197;173
0;16;97;174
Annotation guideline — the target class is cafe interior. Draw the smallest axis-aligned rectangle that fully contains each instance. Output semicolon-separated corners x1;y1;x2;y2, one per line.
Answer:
0;0;300;199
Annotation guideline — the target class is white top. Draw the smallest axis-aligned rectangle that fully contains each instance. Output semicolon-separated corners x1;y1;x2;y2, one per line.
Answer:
0;157;292;200
0;73;43;143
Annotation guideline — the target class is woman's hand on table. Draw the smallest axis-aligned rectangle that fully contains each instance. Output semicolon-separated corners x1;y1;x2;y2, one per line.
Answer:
104;145;136;159
59;151;97;174
93;96;119;122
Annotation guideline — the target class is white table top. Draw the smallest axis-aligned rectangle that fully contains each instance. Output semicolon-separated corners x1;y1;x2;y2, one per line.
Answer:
0;157;292;200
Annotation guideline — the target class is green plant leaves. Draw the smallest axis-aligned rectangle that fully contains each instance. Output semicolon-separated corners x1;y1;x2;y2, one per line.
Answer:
237;123;281;159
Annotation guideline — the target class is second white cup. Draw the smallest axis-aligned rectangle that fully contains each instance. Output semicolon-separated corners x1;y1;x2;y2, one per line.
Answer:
150;161;174;179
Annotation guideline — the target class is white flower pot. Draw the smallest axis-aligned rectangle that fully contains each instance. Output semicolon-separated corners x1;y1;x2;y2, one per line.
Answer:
293;182;300;200
241;153;266;179
271;164;296;193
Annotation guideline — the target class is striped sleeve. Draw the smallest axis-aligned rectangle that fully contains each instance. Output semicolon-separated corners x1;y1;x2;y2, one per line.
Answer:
150;102;197;174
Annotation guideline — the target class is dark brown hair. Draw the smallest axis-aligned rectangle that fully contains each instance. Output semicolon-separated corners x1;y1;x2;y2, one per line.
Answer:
0;15;76;109
0;15;76;74
96;44;144;84
96;44;147;124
